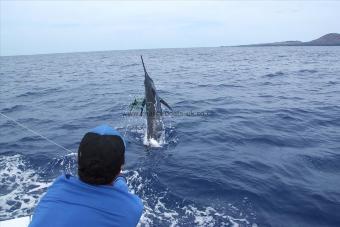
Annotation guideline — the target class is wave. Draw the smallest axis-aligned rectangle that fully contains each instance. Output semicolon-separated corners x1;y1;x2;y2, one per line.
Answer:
197;84;244;88
1;105;26;114
120;63;139;69
0;155;51;221
126;170;255;227
298;153;340;173
298;69;318;74
242;135;314;148
0;154;256;226
16;88;61;98
263;71;285;78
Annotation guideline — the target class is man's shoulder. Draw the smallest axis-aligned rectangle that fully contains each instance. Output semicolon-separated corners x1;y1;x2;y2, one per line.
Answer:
39;174;143;225
48;174;73;188
48;174;143;209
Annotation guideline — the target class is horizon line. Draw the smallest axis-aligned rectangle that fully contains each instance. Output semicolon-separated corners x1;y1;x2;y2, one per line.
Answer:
0;45;217;57
3;44;340;58
1;32;339;57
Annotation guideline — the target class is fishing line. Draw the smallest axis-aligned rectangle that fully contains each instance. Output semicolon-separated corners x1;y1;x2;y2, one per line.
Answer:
0;112;73;153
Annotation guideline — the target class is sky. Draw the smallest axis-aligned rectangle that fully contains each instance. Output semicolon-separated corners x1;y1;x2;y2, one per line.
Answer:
0;1;339;56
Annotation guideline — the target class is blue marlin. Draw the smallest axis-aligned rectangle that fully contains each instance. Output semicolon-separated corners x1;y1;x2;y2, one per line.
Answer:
140;56;172;142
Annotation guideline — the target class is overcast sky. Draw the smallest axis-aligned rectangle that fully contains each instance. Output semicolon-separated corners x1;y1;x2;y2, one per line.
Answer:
1;1;339;56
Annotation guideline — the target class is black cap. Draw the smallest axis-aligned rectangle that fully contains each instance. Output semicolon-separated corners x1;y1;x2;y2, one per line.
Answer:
78;125;125;185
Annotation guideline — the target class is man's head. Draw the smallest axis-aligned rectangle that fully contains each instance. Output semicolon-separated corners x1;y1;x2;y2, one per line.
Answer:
78;125;125;185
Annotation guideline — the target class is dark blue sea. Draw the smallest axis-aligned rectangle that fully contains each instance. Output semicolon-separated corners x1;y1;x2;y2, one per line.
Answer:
1;47;340;226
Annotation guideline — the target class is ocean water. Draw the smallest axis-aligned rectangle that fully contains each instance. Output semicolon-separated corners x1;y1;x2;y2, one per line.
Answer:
0;47;340;226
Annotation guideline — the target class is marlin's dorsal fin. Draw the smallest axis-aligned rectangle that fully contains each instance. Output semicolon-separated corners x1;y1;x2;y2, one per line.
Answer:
160;98;172;111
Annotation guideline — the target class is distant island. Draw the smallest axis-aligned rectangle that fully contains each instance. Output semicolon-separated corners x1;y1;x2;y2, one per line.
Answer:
233;33;340;47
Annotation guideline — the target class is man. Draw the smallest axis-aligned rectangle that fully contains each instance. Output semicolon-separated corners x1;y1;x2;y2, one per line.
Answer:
29;125;143;227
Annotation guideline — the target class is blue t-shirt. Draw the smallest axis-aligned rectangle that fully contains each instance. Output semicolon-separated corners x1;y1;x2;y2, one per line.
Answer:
29;174;143;227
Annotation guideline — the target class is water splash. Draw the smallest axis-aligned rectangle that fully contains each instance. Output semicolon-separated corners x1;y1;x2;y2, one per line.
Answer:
124;169;255;227
1;154;256;226
0;155;51;220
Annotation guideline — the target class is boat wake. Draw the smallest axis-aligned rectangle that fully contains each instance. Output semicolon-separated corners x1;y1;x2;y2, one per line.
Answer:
0;154;256;226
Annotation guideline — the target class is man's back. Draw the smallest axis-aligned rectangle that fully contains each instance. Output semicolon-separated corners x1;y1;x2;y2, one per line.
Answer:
29;174;143;227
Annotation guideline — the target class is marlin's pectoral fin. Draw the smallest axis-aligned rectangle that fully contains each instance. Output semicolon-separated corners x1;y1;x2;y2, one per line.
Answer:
140;99;146;116
160;98;172;111
129;99;138;111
